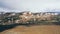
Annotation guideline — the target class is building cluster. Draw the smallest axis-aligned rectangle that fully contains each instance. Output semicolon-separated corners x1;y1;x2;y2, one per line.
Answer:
0;11;59;25
15;12;59;23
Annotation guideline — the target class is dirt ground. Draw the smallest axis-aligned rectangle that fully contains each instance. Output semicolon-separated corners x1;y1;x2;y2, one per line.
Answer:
0;25;60;34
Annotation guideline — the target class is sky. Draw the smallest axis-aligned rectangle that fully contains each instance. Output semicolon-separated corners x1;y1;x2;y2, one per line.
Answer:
0;0;60;12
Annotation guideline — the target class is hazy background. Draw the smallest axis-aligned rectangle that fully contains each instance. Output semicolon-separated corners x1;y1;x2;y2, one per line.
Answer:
0;0;60;12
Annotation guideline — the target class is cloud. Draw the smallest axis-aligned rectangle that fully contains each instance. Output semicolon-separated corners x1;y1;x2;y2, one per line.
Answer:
0;0;60;12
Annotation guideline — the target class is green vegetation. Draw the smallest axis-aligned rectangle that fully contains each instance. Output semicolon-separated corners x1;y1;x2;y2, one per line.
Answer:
0;15;19;25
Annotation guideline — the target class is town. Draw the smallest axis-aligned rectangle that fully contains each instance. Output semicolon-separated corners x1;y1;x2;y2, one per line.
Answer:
0;11;60;25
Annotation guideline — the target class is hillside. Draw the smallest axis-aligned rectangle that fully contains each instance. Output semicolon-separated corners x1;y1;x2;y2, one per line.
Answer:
0;25;60;34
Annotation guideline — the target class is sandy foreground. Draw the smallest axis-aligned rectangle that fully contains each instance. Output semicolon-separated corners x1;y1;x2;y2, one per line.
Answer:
0;25;60;34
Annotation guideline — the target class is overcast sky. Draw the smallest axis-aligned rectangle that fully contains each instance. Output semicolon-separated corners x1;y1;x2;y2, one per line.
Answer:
0;0;60;12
